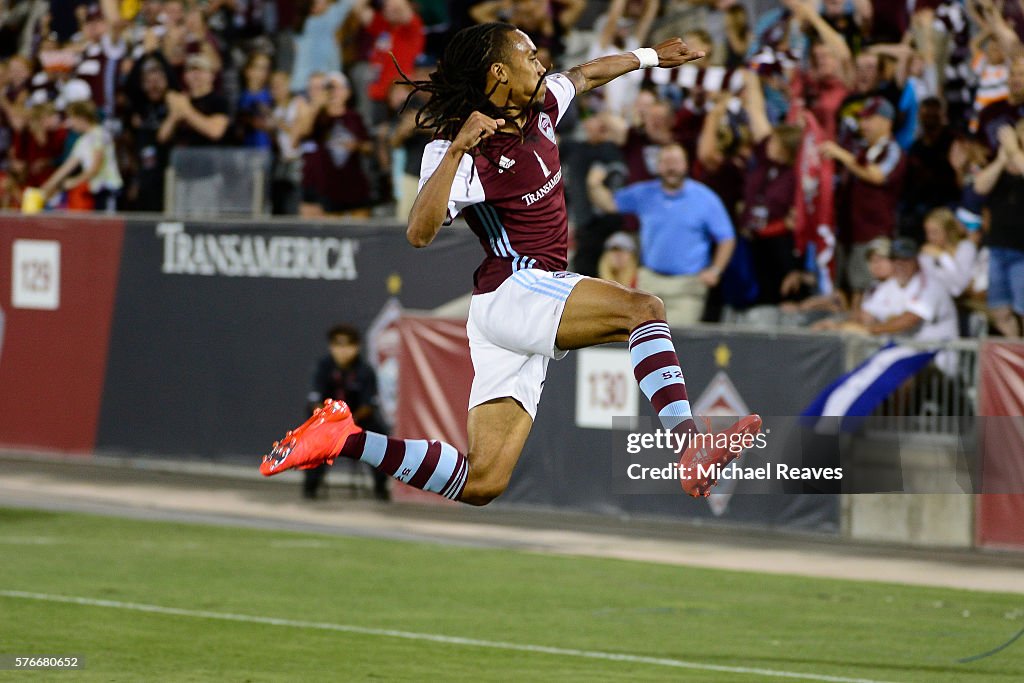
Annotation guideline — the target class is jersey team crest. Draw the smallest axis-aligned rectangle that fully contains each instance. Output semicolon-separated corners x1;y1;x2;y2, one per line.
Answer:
538;112;556;143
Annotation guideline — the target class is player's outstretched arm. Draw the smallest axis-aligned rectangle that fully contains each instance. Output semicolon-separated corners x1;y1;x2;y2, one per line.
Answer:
407;112;504;248
562;38;705;96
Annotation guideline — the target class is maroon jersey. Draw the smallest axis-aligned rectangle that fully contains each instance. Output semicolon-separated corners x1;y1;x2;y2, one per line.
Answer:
76;35;126;116
846;136;906;244
418;73;575;294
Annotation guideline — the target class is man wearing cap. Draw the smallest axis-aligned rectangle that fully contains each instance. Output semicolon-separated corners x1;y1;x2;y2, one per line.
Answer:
861;236;894;296
157;54;229;148
843;237;959;374
822;95;906;310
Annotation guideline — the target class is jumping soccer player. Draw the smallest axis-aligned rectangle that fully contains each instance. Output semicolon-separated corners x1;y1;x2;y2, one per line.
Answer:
260;22;762;501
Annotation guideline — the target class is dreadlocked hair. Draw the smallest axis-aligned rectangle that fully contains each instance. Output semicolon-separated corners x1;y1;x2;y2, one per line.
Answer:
394;23;542;168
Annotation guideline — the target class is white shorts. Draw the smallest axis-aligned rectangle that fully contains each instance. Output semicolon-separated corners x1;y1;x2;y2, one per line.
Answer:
466;269;587;419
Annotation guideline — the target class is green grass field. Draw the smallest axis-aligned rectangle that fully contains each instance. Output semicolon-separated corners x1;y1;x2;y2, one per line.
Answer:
0;507;1022;682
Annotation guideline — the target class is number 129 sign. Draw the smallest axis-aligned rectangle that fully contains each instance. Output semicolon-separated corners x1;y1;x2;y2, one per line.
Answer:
12;239;61;310
575;348;639;429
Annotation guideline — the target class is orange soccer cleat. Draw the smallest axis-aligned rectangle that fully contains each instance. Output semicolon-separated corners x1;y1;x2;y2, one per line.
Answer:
678;414;763;498
259;399;363;476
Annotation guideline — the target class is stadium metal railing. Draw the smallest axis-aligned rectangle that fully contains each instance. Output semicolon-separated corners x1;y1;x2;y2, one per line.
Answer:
164;147;271;218
847;336;979;438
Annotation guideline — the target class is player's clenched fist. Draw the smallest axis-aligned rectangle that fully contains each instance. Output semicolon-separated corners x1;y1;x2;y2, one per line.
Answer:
452;112;506;153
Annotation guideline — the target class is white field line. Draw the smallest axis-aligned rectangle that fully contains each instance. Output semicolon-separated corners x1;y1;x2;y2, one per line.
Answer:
0;536;63;545
0;589;895;683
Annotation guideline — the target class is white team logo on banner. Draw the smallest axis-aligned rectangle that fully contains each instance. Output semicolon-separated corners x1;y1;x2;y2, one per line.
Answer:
367;297;404;427
538;112;555;143
693;369;751;517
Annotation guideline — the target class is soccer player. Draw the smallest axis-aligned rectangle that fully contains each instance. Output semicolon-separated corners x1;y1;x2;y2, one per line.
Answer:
260;22;762;501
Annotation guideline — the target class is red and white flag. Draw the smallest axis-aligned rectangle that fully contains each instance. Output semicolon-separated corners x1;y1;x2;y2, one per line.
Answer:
792;110;837;294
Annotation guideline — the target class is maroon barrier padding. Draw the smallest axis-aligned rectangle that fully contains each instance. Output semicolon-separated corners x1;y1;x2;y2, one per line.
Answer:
976;340;1024;550
0;214;125;451
392;316;472;504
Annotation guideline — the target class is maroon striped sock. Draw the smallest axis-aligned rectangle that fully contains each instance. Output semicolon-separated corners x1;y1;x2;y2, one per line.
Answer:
628;320;697;437
339;432;468;501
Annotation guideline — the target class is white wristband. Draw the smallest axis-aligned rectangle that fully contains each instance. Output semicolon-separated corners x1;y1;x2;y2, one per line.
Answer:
631;47;659;69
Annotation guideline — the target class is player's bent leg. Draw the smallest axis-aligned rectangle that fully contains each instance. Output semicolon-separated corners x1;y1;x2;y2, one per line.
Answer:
260;399;471;501
259;397;533;505
460;398;534;506
554;277;666;349
555;276;762;498
556;278;698;432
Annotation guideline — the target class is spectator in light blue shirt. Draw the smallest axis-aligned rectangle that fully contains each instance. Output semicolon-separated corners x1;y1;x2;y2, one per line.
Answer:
291;0;363;94
588;143;736;326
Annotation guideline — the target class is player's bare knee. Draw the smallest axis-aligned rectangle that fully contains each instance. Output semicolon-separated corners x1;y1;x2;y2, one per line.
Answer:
627;292;666;330
460;482;508;506
460;490;499;506
460;469;511;506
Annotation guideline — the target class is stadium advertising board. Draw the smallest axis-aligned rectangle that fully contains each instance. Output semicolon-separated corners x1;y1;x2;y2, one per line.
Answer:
93;218;478;460
0;213;479;459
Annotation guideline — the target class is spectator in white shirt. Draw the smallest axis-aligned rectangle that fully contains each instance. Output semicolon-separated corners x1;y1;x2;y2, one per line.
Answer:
815;237;958;374
855;237;957;335
858;237;959;375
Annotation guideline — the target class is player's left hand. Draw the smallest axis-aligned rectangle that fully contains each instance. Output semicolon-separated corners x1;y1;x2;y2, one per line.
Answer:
652;38;706;68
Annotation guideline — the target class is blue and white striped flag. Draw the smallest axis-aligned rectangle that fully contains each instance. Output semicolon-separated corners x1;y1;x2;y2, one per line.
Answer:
801;343;938;433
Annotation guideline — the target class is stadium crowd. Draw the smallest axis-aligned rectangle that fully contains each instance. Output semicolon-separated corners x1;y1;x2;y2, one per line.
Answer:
1;0;1023;337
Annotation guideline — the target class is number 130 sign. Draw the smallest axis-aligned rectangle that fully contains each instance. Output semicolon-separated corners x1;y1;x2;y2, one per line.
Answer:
575;348;639;429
